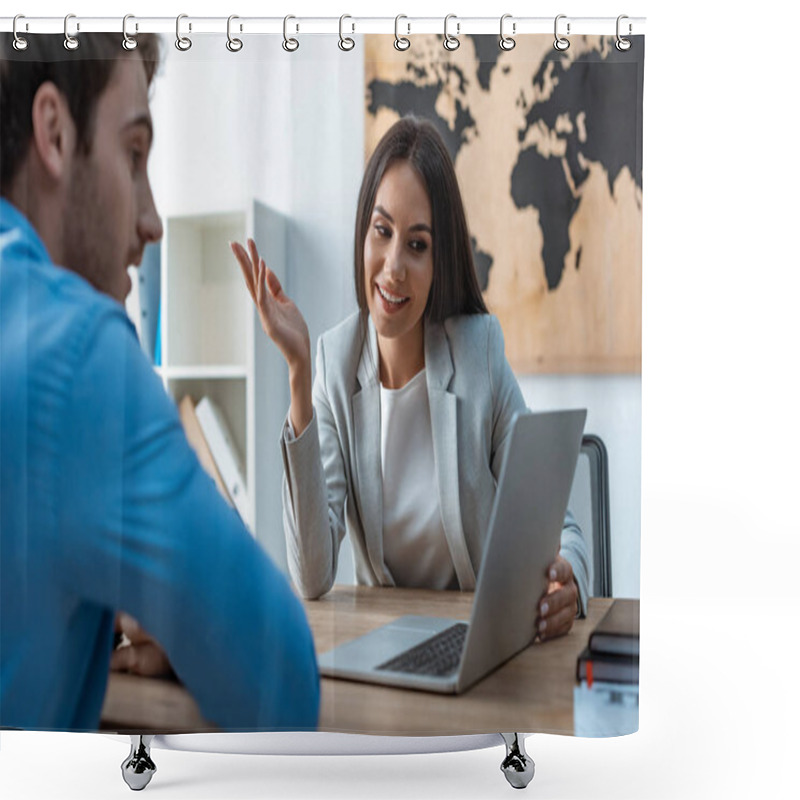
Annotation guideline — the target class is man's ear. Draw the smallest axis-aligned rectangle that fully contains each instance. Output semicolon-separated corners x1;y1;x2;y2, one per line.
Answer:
30;81;76;182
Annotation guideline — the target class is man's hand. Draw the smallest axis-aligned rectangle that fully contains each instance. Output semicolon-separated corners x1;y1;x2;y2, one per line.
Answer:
110;612;174;678
537;555;578;641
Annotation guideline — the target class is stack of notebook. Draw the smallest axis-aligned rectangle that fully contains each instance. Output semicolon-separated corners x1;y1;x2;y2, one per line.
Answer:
577;598;640;686
573;598;640;737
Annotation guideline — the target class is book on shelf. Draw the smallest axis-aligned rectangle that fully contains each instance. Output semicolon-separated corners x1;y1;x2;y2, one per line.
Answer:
177;395;232;507
588;598;640;657
195;396;251;530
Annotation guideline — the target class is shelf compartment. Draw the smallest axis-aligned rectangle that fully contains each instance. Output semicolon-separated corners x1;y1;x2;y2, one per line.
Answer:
164;212;250;370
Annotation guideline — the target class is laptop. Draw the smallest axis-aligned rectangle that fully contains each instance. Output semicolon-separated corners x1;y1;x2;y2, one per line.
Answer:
317;408;587;694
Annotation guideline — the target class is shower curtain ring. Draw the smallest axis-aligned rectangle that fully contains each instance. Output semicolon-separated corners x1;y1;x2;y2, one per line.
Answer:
176;14;192;51
283;15;299;52
122;14;137;51
64;14;79;51
615;15;632;51
338;14;355;51
443;14;460;51
394;15;410;51
499;14;516;51
12;15;28;51
226;15;243;52
553;14;570;52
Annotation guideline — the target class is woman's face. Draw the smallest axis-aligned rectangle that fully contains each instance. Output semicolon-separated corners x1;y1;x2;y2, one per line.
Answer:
364;161;434;345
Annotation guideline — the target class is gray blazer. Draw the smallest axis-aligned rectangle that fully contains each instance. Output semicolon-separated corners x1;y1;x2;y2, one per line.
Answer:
280;311;590;611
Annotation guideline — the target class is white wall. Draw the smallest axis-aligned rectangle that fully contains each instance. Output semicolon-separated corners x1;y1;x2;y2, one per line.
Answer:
519;375;641;598
148;39;264;216
146;36;363;573
285;40;364;343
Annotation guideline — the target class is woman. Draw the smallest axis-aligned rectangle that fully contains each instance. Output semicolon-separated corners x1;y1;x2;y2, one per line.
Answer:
231;117;589;641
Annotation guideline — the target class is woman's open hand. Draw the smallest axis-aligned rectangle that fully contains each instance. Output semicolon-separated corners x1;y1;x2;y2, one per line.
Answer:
230;238;310;371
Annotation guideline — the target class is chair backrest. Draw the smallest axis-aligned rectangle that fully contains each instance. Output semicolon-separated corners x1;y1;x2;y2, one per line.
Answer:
567;434;612;598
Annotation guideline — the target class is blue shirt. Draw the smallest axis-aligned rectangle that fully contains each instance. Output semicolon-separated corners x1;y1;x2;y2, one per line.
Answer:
0;199;319;731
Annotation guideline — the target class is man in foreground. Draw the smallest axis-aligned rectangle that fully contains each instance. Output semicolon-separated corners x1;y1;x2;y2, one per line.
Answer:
0;33;319;731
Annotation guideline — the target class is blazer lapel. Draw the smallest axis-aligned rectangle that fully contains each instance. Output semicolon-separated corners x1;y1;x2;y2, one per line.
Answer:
352;317;392;585
425;323;477;591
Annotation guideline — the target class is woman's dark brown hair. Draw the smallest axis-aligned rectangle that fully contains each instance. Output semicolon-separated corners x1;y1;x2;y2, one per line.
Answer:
353;116;487;322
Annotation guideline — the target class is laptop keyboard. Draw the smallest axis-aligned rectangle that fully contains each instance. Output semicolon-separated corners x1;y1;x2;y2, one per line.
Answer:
376;623;468;677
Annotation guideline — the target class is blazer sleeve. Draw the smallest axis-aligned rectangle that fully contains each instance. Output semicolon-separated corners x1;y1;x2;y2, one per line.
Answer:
280;335;349;599
486;315;591;616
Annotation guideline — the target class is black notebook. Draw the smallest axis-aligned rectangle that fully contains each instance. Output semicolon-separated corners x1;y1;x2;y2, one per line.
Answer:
588;598;639;657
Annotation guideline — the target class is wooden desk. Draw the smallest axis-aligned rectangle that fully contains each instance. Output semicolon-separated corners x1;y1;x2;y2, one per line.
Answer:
102;587;613;735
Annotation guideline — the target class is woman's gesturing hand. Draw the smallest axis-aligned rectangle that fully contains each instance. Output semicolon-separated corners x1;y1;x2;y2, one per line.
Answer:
230;238;311;371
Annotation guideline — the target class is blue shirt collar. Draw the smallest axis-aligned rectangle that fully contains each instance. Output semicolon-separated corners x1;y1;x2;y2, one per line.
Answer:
0;197;54;267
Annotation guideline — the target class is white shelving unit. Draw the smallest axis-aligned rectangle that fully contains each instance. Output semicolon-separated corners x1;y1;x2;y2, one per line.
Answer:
134;201;291;570
160;209;254;528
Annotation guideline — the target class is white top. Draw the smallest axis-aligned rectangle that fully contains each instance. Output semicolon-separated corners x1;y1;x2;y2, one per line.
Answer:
379;369;455;590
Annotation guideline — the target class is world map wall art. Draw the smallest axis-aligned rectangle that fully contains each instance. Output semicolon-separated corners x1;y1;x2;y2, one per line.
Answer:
365;35;644;374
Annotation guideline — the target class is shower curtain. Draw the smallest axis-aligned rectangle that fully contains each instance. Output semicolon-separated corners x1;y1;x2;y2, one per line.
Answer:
0;20;643;748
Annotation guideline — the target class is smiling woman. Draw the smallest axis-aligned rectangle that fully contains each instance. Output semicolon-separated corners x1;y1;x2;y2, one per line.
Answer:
357;121;484;389
231;116;589;634
364;161;434;387
354;118;487;336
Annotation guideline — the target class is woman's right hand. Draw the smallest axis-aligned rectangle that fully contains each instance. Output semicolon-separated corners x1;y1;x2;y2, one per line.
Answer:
230;238;311;371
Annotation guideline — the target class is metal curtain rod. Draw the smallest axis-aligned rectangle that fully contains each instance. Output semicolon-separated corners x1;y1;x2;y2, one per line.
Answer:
0;15;646;37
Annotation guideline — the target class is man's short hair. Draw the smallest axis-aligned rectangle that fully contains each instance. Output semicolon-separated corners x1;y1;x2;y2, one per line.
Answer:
0;33;161;195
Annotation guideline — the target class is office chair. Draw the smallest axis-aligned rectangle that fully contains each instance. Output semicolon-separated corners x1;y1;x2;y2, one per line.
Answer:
568;435;612;598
